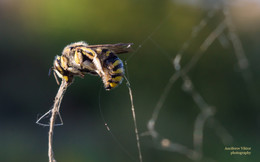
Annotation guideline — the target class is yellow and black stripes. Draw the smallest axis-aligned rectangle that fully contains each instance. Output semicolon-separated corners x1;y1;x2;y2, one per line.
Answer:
103;51;124;90
74;47;96;64
53;41;132;90
73;47;98;75
80;47;95;60
53;56;73;83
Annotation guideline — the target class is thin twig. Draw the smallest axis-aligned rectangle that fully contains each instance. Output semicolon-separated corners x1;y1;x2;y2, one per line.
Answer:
48;80;70;162
125;76;143;162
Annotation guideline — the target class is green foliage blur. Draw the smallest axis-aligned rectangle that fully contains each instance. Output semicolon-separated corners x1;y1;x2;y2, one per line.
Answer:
0;0;259;162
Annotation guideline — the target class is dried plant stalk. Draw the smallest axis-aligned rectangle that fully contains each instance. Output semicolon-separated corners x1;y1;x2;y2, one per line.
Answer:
48;80;70;162
125;76;143;162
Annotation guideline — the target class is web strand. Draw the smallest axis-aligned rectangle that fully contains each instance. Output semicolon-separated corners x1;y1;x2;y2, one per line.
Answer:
223;5;259;108
149;18;227;127
98;86;137;162
35;2;255;161
141;5;240;161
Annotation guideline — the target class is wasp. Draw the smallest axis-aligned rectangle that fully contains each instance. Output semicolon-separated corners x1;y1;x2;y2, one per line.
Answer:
52;41;133;90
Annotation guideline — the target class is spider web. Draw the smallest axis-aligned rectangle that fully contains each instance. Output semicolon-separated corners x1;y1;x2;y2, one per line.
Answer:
121;1;257;161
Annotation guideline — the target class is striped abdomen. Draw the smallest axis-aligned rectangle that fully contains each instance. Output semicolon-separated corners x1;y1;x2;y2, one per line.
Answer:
102;50;124;90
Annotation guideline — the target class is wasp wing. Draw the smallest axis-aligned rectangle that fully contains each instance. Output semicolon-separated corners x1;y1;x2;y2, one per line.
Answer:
87;43;133;54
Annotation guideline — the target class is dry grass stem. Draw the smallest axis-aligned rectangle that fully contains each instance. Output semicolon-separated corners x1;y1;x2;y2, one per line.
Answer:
48;80;70;162
125;76;143;162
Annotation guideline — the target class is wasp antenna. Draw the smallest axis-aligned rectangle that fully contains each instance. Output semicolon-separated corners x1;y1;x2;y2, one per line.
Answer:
48;67;53;76
53;71;60;85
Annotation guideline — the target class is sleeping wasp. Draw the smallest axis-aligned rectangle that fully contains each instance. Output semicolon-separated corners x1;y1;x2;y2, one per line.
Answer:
51;41;133;90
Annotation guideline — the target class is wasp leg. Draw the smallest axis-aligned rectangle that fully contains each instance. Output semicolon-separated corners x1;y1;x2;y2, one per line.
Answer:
74;49;83;65
93;55;105;77
60;56;68;70
67;67;85;78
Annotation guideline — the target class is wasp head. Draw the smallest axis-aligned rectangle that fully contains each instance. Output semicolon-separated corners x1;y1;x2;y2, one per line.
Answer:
52;55;73;84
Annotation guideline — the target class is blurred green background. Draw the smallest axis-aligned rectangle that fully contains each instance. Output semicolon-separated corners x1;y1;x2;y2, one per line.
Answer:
0;0;259;162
